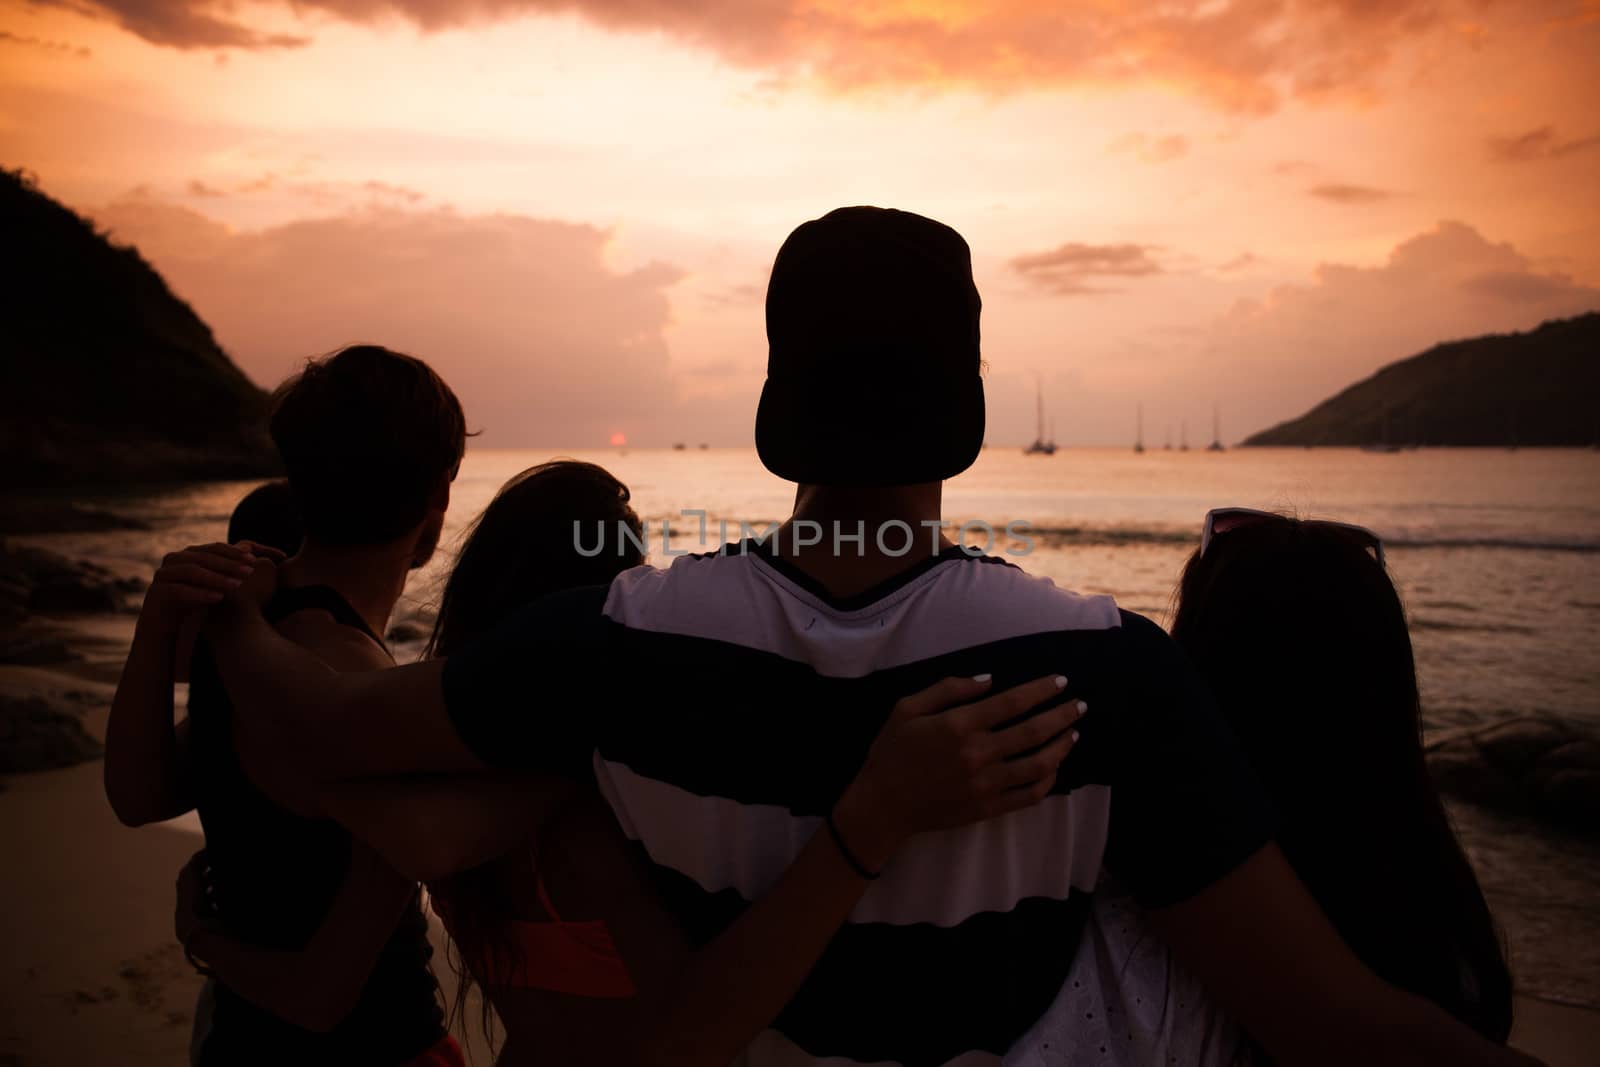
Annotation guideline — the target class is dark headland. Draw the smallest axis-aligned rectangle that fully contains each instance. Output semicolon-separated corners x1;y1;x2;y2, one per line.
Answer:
1243;312;1600;448
0;169;277;488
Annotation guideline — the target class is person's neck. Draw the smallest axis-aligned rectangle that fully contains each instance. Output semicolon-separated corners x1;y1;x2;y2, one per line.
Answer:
279;539;414;637
772;483;951;600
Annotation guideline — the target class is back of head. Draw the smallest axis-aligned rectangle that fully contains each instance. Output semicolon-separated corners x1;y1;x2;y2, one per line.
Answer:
226;479;303;557
427;460;643;658
756;206;985;487
269;345;467;546
1172;516;1511;1041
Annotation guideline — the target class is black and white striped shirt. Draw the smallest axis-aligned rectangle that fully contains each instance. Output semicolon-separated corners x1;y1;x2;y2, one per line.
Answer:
444;540;1275;1067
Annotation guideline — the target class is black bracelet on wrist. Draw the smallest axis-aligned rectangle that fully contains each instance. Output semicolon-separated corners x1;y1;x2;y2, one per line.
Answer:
825;811;881;881
183;929;217;979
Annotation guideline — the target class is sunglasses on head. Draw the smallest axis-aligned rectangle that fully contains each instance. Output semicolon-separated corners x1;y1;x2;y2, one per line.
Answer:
1200;507;1386;567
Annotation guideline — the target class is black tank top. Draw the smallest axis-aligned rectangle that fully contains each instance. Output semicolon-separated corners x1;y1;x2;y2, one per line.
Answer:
186;585;445;1065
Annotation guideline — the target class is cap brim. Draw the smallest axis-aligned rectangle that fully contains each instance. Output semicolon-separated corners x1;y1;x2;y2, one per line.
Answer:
755;375;985;487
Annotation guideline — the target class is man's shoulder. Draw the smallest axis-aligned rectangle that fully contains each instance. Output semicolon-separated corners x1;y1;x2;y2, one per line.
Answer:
931;565;1195;703
944;556;1180;652
1111;607;1178;652
937;552;1123;635
603;546;759;618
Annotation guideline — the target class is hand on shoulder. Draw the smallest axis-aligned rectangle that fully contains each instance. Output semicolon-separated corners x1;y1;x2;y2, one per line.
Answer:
835;674;1087;872
142;542;277;631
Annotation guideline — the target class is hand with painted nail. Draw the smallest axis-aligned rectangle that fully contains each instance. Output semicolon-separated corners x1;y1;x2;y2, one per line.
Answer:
140;542;265;634
831;674;1087;875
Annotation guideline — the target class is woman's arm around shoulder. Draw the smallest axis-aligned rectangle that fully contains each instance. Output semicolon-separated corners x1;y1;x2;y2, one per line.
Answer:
205;567;612;779
104;542;268;826
605;674;1089;1067
176;842;422;1033
1146;844;1544;1067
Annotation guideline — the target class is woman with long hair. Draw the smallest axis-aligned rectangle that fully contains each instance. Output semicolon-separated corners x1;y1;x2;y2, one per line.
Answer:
1010;509;1512;1065
422;459;653;1050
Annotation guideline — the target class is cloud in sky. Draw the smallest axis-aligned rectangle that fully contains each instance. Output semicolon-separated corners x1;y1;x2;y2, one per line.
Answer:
224;175;432;207
73;195;1600;449
0;28;91;56
1108;132;1189;164
34;0;309;49
43;0;1480;112
1196;220;1600;431
1214;252;1261;274
1487;125;1600;163
699;280;767;311
93;196;687;446
1010;242;1162;295
1308;182;1392;204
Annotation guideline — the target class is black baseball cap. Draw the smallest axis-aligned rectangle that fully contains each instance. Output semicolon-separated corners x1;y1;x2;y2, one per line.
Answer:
755;206;985;487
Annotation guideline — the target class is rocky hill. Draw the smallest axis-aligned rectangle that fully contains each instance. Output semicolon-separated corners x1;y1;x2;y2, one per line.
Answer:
0;168;277;487
1244;313;1600;447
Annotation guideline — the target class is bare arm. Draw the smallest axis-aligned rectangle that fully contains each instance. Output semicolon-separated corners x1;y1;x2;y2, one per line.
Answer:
319;773;579;883
206;576;481;779
177;844;419;1033
105;543;260;826
1148;845;1541;1067
611;676;1087;1067
104;614;192;826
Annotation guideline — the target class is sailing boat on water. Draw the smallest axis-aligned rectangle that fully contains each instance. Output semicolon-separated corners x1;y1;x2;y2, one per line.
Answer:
1179;420;1190;452
1134;405;1145;453
1024;378;1057;455
1207;406;1226;452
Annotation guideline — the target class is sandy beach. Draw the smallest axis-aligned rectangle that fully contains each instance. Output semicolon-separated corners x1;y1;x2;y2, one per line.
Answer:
2;679;1596;1066
0;644;501;1067
0;758;500;1066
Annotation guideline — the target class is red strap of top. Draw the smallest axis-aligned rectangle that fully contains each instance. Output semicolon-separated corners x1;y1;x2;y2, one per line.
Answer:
534;871;562;922
432;870;634;999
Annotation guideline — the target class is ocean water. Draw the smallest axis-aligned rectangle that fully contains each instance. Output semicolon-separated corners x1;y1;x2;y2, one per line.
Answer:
429;446;1600;733
20;446;1600;1006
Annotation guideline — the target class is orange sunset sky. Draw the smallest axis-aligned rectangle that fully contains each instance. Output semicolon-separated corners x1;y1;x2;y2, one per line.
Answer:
3;0;1598;447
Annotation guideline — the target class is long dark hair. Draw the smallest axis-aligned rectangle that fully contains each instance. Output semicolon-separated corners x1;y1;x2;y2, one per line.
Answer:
1171;515;1512;1044
423;460;644;1050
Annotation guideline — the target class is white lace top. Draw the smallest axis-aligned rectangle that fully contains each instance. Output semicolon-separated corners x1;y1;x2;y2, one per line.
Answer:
1005;885;1251;1067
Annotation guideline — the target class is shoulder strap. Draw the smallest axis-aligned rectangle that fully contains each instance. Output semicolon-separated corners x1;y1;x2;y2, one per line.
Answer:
266;585;389;654
533;872;563;922
521;836;563;921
